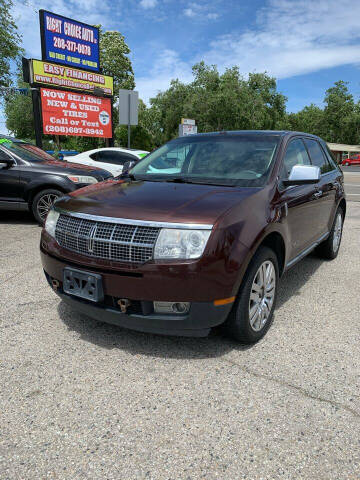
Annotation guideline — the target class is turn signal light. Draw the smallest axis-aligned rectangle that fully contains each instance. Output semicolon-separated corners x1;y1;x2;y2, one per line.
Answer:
213;296;236;306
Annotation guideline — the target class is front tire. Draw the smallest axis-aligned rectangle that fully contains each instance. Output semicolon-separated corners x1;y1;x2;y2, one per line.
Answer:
31;189;63;225
223;246;279;343
316;208;344;260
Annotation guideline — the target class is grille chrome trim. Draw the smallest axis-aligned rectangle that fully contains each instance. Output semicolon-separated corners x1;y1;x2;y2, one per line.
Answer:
54;207;213;230
55;213;161;264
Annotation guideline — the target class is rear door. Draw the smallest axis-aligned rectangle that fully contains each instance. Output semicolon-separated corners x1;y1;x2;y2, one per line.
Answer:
303;138;337;238
278;137;320;259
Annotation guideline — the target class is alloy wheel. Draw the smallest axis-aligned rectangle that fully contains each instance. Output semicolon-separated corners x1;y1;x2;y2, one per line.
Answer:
332;213;343;253
37;193;59;221
249;260;276;332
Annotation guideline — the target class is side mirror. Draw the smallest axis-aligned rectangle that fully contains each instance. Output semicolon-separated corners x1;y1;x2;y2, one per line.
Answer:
122;160;137;172
283;165;320;186
0;151;14;169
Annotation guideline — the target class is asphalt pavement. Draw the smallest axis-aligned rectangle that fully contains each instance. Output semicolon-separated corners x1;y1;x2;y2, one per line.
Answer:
0;203;360;480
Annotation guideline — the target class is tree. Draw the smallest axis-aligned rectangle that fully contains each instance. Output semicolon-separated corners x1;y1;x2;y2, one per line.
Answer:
147;62;287;142
323;80;358;144
285;104;326;138
98;28;135;95
0;0;22;87
4;90;33;138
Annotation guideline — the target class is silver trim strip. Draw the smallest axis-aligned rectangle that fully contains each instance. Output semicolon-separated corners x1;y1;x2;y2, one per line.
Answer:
286;231;329;268
54;207;213;230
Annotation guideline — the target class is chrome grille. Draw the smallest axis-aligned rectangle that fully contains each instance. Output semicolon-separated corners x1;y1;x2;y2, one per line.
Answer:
55;214;160;263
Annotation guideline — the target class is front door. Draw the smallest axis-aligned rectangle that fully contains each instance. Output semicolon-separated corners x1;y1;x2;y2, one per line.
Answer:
277;138;321;261
0;151;21;202
303;138;337;238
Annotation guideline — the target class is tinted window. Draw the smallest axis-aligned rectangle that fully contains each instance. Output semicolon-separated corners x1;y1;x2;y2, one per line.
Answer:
96;151;136;165
321;142;338;170
281;138;311;178
304;139;333;174
131;135;280;187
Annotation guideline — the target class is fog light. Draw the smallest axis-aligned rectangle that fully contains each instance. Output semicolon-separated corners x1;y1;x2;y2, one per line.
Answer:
153;301;190;314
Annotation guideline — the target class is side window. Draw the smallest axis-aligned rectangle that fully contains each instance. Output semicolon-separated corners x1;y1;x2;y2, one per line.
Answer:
96;151;136;165
321;142;338;170
304;139;333;174
281;138;311;178
89;152;98;160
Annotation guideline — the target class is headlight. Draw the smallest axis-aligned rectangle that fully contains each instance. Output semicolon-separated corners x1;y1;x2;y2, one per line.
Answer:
44;209;60;237
66;175;98;184
154;228;211;259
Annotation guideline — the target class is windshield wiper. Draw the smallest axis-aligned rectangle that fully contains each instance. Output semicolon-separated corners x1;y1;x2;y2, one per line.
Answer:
165;177;192;183
165;177;235;187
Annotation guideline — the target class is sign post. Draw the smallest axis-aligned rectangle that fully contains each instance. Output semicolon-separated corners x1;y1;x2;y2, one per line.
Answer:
39;10;100;72
25;10;114;148
179;118;197;137
118;89;139;148
40;88;112;138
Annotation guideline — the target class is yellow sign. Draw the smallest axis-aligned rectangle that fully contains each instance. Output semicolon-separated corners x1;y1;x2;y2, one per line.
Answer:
30;59;113;96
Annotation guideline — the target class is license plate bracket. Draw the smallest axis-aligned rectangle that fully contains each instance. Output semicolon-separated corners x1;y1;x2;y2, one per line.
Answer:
63;267;104;303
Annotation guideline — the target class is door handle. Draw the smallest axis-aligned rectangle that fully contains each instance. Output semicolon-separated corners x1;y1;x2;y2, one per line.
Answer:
313;191;322;199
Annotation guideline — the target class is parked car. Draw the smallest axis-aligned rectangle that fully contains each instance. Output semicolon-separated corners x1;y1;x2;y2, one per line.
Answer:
341;154;360;166
64;147;149;177
0;136;113;224
41;131;346;343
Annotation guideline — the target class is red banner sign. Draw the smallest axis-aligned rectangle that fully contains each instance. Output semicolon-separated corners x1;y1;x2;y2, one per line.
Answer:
40;87;112;138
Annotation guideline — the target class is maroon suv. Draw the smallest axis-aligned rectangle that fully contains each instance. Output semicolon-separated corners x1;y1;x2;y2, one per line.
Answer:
41;131;346;343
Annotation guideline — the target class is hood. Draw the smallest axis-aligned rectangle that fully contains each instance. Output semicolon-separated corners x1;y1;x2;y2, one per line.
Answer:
30;159;112;179
55;179;260;225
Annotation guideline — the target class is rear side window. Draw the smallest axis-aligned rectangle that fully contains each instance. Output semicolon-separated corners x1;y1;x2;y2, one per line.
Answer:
321;142;339;169
96;151;137;165
304;139;333;174
281;138;311;178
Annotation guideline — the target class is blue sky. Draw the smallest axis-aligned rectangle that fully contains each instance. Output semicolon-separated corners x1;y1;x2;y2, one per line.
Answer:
2;0;360;133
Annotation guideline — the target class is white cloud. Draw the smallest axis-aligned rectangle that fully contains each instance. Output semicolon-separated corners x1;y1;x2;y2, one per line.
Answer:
139;0;158;8
136;49;193;103
202;0;360;79
184;7;195;17
136;0;360;106
183;3;219;20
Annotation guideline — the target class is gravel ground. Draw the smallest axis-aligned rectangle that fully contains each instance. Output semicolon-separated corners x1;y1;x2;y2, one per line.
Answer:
1;204;359;480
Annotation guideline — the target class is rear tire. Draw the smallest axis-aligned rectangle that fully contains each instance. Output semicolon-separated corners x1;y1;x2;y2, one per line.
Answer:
316;207;344;260
31;189;63;225
223;246;279;344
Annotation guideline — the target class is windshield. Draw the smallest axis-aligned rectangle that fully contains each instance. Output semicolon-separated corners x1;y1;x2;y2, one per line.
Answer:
2;140;55;162
131;135;280;186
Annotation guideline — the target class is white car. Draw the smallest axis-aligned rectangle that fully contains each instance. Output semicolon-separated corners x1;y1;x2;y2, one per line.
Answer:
64;148;149;177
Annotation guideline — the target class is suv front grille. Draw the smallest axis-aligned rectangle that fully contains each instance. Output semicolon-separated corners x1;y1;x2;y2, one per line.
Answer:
55;214;160;264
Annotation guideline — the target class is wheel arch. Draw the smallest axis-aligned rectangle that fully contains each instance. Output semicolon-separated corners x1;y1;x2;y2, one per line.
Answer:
257;231;286;277
27;184;67;206
338;198;346;218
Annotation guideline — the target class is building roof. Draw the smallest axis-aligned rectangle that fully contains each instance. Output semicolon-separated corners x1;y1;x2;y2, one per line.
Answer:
327;142;360;152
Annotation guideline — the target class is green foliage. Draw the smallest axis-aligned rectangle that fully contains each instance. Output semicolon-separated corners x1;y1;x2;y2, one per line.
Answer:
0;0;22;87
98;27;135;95
4;90;33;138
285;80;360;144
146;62;287;144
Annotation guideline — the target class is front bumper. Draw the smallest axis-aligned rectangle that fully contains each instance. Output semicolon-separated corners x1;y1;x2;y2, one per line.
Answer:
41;250;234;337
